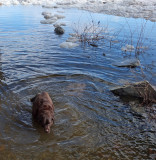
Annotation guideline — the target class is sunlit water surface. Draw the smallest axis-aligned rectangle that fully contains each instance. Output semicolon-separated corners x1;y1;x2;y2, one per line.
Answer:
0;5;156;160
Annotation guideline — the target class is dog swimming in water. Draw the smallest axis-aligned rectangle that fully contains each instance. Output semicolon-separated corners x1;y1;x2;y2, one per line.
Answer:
31;92;54;133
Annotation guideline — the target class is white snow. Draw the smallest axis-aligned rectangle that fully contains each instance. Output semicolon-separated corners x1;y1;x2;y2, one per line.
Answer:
0;0;156;21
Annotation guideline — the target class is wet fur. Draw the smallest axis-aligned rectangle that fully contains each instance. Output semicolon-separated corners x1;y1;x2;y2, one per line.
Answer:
31;92;54;133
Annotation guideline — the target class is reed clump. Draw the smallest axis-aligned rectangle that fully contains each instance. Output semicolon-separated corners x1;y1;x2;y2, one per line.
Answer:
73;20;110;47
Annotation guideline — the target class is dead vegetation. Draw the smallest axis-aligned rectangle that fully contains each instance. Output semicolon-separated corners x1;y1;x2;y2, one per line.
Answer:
72;19;110;47
121;19;152;57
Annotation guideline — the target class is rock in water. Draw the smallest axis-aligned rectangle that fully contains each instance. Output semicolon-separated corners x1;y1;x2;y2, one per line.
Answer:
44;14;53;19
42;12;52;19
53;22;66;28
111;81;156;102
59;42;79;49
66;37;78;43
40;19;57;24
113;58;140;68
54;14;65;19
54;26;65;35
121;44;135;52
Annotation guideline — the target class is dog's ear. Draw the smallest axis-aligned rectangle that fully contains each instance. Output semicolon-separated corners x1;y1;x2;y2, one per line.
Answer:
30;93;40;102
30;96;36;102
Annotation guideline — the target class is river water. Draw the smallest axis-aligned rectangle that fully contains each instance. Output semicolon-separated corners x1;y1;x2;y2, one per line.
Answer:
0;5;156;160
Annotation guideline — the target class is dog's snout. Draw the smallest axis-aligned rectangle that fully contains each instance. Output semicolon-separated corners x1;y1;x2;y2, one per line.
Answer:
45;127;50;133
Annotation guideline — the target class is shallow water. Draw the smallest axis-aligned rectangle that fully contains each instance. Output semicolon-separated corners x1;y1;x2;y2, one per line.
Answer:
0;5;156;160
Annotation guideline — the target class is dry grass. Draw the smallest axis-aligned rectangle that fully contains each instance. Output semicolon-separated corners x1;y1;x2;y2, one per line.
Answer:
72;19;110;47
120;18;154;57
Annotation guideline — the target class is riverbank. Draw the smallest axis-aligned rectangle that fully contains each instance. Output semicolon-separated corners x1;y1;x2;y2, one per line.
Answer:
0;0;156;22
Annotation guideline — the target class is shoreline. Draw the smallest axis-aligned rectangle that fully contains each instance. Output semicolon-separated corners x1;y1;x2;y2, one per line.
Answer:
0;0;156;22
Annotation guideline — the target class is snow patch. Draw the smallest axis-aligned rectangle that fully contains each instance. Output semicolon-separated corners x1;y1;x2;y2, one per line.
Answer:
1;0;156;22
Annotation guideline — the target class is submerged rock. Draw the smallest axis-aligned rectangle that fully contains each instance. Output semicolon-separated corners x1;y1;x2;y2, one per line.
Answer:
111;81;156;102
54;14;65;19
66;37;78;43
40;19;57;24
69;33;78;37
113;58;140;68
42;12;50;16
129;100;147;117
60;42;79;49
53;22;66;28
44;14;53;19
121;44;135;52
54;26;65;35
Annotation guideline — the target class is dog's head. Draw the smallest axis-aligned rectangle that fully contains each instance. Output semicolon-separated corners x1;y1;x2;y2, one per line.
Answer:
38;112;54;133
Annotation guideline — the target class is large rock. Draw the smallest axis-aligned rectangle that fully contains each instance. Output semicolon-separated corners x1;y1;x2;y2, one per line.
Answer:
111;81;156;102
54;26;65;35
113;58;140;68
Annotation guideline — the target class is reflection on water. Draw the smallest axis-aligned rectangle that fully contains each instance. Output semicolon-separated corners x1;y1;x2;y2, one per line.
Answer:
0;5;156;160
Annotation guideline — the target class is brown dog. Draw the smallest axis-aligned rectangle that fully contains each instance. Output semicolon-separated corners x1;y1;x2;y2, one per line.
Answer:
31;92;54;133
